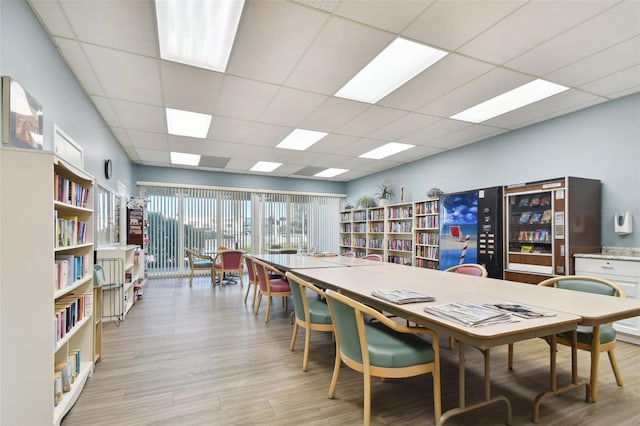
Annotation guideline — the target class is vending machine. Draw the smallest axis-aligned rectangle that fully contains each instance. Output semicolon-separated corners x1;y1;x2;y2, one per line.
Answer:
439;186;503;279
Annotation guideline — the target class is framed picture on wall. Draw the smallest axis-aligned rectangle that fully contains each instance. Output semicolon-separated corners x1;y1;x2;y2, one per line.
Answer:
1;75;44;150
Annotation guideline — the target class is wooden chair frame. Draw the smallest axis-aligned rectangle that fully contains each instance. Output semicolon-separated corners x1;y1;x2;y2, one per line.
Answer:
185;248;214;287
242;255;259;308
325;289;441;425
253;258;291;323
508;275;625;401
285;272;334;372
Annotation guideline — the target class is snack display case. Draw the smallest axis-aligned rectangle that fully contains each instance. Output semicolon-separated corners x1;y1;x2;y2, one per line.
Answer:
504;177;601;284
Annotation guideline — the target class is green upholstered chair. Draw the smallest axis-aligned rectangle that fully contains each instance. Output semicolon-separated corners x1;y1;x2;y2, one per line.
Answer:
508;275;625;401
253;258;291;323
185;249;214;287
324;289;441;425
285;272;333;372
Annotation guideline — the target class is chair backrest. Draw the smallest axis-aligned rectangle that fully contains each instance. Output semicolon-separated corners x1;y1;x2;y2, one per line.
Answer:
445;263;488;277
253;258;273;292
93;264;105;285
538;275;626;298
341;252;355;257
325;289;365;364
243;255;257;283
185;249;195;266
219;250;243;269
286;272;327;323
362;254;382;261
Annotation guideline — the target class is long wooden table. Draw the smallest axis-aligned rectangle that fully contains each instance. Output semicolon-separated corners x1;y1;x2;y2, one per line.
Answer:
289;262;640;424
255;253;386;271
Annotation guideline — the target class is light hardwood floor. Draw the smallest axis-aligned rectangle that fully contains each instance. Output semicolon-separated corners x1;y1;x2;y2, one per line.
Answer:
62;275;640;426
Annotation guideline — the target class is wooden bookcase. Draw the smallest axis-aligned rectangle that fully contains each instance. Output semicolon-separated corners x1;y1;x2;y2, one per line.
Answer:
366;206;385;258
0;148;95;425
414;198;440;269
96;245;144;322
386;202;414;265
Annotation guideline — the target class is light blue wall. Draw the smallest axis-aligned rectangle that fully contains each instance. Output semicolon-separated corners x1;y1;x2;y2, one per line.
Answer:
135;165;346;194
0;0;134;195
346;93;640;248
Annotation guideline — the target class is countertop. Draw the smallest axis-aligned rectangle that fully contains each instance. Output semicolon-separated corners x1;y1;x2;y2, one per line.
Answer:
574;247;640;262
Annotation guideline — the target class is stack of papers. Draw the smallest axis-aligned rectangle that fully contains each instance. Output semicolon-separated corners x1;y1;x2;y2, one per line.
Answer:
483;303;556;319
371;289;435;304
423;302;514;327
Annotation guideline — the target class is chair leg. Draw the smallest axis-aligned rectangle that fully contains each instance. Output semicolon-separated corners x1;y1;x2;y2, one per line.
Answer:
328;351;341;399
265;296;272;323
607;349;624;386
254;293;263;316
302;327;311;372
251;285;258;309
363;371;372;426
290;323;298;351
189;270;194;287
244;283;251;303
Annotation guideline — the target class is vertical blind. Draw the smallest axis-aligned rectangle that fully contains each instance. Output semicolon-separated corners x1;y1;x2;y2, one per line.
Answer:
138;184;343;278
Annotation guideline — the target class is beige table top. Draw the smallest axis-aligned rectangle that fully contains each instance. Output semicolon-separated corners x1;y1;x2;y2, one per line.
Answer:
254;253;386;271
291;265;582;349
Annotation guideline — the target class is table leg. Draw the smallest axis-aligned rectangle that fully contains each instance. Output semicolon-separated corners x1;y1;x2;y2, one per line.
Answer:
532;331;591;423
439;342;512;425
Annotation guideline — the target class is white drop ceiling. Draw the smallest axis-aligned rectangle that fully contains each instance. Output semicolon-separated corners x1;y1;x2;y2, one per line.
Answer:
27;0;640;181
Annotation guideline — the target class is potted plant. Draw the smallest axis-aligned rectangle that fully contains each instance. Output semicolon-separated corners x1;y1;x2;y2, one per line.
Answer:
356;195;377;209
375;181;394;206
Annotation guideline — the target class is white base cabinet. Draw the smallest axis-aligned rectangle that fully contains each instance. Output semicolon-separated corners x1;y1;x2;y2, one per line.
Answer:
575;256;640;344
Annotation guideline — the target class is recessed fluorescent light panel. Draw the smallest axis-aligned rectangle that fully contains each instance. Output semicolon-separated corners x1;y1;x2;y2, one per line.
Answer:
276;129;328;151
450;79;570;123
314;168;349;178
359;142;415;160
335;37;448;104
250;161;282;172
166;108;212;139
170;152;201;166
155;0;245;72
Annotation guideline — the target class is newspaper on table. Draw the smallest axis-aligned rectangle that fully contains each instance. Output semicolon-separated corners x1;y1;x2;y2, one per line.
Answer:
482;302;556;319
371;289;435;304
423;301;514;327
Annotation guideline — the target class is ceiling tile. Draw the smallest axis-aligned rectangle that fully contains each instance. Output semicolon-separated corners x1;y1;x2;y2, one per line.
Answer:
126;129;169;150
294;166;326;176
135;148;170;163
333;0;432;34
417;67;532;117
110;99;166;133
484;89;606;129
55;38;105;96
214;75;280;121
160;61;224;113
83;44;163;105
428;124;507;150
579;65;640;98
259;87;328;127
379;54;494;111
28;0;74;38
546;36;640;87
458;0;617;65
227;0;328;84
368;112;440;141
402;0;525;51
90;95;121;127
505;1;640;76
336;105;407;137
299;97;370;132
60;0;158;56
199;155;231;169
241;121;291;147
400;119;472;146
285;15;395;95
306;133;359;154
109;126;131;147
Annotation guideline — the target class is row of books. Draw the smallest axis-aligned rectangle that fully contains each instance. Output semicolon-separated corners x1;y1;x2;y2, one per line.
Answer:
416;245;439;259
416;216;439;228
353;223;366;233
388;255;411;266
415;200;439;215
369;223;384;233
516;229;551;242
54;254;90;290
352;211;367;221
55;213;88;248
416;232;439;245
54;349;82;406
54;293;93;346
54;174;90;208
368;209;384;221
388;239;412;251
415;258;439;269
341;237;351;246
368;238;384;249
517;210;552;224
353;238;366;248
340;212;351;222
388;206;412;219
388;222;412;233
